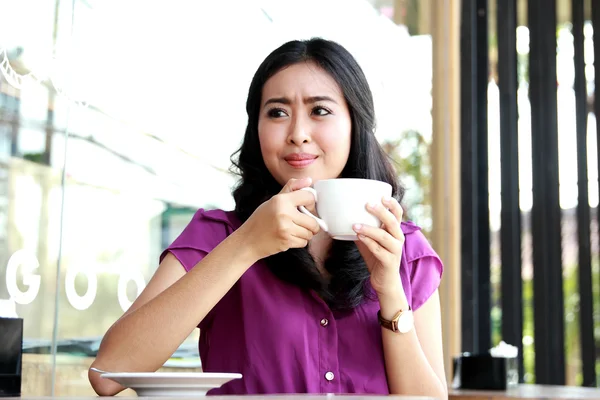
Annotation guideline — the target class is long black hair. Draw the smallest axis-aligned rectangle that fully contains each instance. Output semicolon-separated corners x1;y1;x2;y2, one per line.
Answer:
231;38;404;310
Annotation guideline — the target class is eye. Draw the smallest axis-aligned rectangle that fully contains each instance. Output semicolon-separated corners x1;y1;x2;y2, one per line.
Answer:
267;108;287;118
312;106;332;116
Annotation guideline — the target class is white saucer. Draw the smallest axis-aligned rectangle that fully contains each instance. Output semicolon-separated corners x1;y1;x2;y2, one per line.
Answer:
101;371;242;397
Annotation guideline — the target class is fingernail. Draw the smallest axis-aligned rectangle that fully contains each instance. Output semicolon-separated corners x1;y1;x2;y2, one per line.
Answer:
383;196;392;202
353;224;363;231
367;202;378;209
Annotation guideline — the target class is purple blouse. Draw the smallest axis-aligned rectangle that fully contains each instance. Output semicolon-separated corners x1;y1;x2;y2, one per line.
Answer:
160;208;443;395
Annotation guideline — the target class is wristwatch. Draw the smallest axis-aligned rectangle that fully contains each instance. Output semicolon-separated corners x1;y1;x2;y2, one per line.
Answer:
378;306;414;333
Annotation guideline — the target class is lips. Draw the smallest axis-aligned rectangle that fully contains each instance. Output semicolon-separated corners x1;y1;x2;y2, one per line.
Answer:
284;153;318;168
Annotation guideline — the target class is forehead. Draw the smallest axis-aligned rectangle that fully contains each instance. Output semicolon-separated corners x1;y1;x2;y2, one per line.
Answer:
262;61;344;99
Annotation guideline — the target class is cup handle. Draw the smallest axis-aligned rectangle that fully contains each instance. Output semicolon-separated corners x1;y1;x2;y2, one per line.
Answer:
298;187;329;232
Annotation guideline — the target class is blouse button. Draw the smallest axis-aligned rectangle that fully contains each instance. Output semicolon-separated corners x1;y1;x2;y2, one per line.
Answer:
320;318;329;327
325;371;335;381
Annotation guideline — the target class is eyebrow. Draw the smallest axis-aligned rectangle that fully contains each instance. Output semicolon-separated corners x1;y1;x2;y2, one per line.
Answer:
263;95;338;107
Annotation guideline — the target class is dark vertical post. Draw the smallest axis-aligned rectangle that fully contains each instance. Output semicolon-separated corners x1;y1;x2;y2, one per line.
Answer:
592;2;600;379
460;0;492;354
496;0;524;381
573;0;596;387
528;0;565;384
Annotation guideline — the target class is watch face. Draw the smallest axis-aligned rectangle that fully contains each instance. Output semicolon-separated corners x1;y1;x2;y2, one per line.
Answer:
397;311;414;333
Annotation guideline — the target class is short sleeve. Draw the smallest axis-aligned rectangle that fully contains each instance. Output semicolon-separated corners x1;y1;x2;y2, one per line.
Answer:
408;254;443;310
401;222;444;311
160;208;237;272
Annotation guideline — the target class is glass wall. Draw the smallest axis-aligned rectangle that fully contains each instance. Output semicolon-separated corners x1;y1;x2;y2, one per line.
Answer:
0;0;434;395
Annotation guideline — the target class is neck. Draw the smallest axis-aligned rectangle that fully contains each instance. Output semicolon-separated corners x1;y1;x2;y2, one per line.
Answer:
309;231;332;277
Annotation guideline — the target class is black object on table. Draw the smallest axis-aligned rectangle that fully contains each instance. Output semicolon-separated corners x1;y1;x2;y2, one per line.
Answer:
0;317;23;397
452;352;518;391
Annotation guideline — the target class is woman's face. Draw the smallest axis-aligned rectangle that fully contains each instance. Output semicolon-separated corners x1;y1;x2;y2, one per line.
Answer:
258;61;352;186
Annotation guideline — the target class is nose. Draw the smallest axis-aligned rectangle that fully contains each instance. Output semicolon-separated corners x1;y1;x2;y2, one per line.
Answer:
287;115;311;145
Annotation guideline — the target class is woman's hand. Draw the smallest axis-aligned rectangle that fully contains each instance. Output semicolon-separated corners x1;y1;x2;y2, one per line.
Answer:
353;196;406;299
237;177;321;261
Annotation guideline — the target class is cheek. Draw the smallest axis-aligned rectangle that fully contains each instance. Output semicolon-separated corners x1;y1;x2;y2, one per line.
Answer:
258;126;278;159
320;123;352;160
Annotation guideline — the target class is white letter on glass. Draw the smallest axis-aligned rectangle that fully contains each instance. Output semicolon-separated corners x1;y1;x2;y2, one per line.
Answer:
65;266;97;311
6;250;41;305
117;271;146;312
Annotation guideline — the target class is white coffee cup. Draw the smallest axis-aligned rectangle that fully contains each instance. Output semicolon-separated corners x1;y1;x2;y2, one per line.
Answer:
298;178;393;240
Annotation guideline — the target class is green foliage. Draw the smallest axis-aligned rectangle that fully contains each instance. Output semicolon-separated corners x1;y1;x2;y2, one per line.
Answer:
381;129;432;236
23;152;45;163
491;259;600;385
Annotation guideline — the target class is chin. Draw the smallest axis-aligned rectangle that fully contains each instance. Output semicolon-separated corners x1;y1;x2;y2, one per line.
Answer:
274;164;339;185
279;168;315;180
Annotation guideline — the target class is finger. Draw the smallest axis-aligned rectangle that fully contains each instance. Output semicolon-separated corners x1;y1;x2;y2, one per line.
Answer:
288;189;317;207
280;177;312;193
289;237;309;249
353;223;402;254
356;232;393;263
292;212;321;234
382;196;404;224
290;224;315;241
366;202;402;240
288;225;311;247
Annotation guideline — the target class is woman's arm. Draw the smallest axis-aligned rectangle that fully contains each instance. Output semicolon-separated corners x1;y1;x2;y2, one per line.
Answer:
89;231;257;396
89;178;319;396
379;289;448;399
352;196;446;399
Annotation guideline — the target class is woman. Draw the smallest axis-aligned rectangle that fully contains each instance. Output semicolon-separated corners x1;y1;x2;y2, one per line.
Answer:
89;38;447;398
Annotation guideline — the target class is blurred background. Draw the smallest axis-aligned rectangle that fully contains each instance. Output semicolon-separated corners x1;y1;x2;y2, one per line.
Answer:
1;0;600;395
